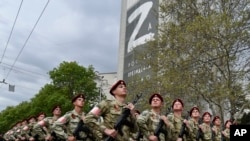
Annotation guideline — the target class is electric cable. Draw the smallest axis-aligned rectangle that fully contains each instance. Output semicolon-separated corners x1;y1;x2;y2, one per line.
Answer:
0;0;24;64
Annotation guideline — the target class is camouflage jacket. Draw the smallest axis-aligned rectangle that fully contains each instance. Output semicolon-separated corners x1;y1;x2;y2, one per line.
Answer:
167;113;184;141
136;109;169;141
199;123;212;141
222;128;230;141
185;118;199;141
212;125;222;141
84;99;138;141
52;109;91;141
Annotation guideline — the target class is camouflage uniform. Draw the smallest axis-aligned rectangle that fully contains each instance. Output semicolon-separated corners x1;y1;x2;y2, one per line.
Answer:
84;99;138;141
136;109;169;141
33;116;59;140
222;128;230;141
185;118;199;141
52;109;91;141
199;123;212;141
167;113;184;141
212;125;221;141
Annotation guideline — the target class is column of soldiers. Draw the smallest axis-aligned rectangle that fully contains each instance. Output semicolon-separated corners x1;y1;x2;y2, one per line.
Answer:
3;80;233;141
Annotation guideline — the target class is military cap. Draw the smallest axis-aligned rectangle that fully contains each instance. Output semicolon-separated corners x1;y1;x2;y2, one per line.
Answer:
189;106;200;116
51;105;61;112
71;93;85;103
172;98;184;108
202;112;212;118
27;116;36;121
212;116;220;123
149;93;163;104
225;119;232;126
37;112;46;118
109;80;126;95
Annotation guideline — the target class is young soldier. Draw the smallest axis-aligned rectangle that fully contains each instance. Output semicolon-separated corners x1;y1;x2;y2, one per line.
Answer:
167;98;184;141
137;93;170;141
33;105;62;141
31;112;46;140
25;116;37;141
177;106;200;141
19;119;29;140
84;80;138;141
221;120;232;141
198;112;213;141
212;116;222;141
52;94;91;141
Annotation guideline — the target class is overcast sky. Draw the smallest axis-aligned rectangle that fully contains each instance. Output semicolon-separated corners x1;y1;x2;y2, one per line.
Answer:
0;0;121;112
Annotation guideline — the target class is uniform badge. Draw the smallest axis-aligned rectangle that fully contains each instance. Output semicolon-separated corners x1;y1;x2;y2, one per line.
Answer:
71;114;76;119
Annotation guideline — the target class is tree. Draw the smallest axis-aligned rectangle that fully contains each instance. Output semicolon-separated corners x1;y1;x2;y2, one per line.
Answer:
0;61;100;133
131;0;250;122
49;61;99;106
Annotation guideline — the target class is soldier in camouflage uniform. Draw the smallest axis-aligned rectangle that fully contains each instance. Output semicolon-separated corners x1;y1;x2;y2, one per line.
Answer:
19;119;29;140
212;116;222;141
198;112;213;141
24;116;37;141
84;80;138;141
33;105;62;141
137;93;171;141
177;106;200;141
167;99;184;141
221;120;231;141
31;112;46;140
52;93;91;141
13;121;22;140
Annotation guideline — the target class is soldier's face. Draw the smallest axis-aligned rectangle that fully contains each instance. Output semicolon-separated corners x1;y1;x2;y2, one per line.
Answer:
203;114;211;122
226;121;232;128
113;84;127;96
173;101;183;111
74;97;85;107
191;109;200;118
38;114;45;121
53;107;62;116
214;118;221;125
151;97;162;107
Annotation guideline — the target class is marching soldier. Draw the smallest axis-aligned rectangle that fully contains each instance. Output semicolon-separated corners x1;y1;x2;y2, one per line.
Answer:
84;80;138;141
198;112;213;141
167;99;184;141
136;93;170;141
33;105;62;141
52;93;91;141
212;116;222;141
177;106;200;141
19;119;29;140
221;120;232;141
31;112;46;140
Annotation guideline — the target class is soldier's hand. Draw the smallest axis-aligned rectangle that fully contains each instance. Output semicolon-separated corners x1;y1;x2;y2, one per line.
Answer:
104;128;117;138
67;135;76;141
161;115;170;126
148;135;158;141
126;103;135;111
177;137;183;141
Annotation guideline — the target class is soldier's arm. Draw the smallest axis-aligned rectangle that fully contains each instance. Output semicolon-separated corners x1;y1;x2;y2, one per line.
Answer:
84;100;109;133
51;113;70;139
136;110;152;139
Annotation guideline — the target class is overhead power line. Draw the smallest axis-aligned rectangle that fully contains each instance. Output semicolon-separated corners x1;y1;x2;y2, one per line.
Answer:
0;0;24;64
3;0;50;81
1;0;50;89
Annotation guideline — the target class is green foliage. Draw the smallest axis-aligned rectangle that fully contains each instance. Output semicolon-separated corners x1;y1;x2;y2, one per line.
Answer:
0;61;99;133
130;0;250;123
